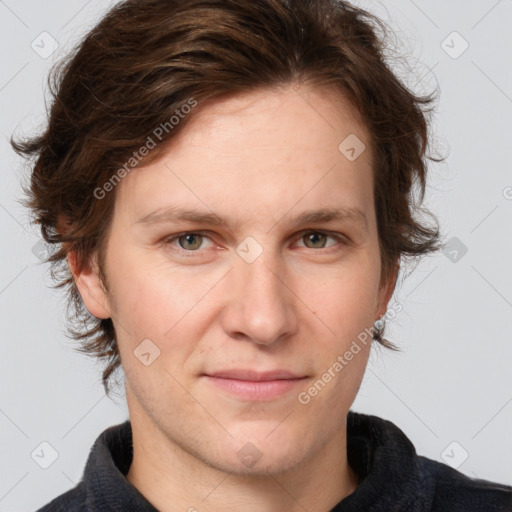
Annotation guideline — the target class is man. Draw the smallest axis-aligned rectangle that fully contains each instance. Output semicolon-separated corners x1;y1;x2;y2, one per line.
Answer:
12;0;512;510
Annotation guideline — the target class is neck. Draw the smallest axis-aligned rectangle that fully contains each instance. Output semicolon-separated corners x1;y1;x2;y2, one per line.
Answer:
126;410;359;512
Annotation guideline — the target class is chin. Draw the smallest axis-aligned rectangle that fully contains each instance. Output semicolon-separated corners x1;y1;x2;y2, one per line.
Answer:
219;448;307;478
214;430;309;477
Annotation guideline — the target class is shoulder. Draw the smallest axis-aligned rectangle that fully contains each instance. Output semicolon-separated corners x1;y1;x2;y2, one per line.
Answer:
346;411;512;511
418;455;512;511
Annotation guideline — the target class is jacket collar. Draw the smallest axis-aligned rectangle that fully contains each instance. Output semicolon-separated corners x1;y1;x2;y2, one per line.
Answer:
80;411;434;511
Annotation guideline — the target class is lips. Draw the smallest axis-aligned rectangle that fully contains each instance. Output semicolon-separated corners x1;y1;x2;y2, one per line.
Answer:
204;369;305;381
203;369;308;401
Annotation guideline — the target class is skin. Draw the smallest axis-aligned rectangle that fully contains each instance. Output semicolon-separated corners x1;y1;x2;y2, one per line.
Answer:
71;83;398;512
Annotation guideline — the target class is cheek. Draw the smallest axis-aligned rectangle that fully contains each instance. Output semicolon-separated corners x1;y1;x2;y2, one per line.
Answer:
105;249;224;372
304;275;375;404
299;255;380;339
105;251;188;344
108;264;200;399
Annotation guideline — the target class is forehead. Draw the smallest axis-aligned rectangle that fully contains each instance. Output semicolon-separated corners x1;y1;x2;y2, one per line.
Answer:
113;84;375;230
171;84;370;151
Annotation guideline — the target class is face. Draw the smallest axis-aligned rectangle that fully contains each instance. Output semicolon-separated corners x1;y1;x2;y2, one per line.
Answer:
75;84;396;477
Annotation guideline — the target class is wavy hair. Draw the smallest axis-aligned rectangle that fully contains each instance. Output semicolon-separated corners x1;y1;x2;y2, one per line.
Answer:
11;0;443;395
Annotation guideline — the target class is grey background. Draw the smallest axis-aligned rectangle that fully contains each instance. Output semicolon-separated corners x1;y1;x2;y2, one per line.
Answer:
1;0;511;510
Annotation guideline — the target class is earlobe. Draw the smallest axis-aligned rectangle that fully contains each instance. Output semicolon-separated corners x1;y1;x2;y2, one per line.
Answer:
67;250;111;319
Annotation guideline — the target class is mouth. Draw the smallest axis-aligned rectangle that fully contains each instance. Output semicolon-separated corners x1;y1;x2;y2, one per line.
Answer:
202;369;309;401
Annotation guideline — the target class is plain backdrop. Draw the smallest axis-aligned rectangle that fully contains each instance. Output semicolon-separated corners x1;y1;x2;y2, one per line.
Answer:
1;0;511;510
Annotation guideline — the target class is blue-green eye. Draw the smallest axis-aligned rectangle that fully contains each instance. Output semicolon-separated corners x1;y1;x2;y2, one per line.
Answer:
162;231;214;257
299;231;341;249
176;233;205;251
162;230;346;257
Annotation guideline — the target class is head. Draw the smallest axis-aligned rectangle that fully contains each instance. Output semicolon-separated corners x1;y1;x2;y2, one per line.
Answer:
12;0;441;476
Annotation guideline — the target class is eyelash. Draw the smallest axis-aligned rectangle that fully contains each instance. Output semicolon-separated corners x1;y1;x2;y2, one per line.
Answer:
161;230;348;257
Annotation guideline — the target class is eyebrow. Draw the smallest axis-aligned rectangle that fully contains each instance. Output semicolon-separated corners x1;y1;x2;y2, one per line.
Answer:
135;206;368;232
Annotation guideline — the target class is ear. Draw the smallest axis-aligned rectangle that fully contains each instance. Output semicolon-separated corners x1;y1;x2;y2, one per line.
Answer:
67;250;111;319
375;263;399;322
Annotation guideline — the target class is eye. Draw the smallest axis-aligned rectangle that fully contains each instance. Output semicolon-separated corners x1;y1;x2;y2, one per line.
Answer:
164;232;213;254
296;230;346;252
161;229;347;257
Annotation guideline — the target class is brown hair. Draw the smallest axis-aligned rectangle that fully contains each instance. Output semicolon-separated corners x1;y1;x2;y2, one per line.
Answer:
11;0;442;395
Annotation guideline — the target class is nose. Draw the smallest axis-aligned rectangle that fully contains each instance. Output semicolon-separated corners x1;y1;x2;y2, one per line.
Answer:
220;249;298;346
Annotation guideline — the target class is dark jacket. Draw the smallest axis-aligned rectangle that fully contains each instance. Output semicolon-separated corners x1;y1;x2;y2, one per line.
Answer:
35;411;512;511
